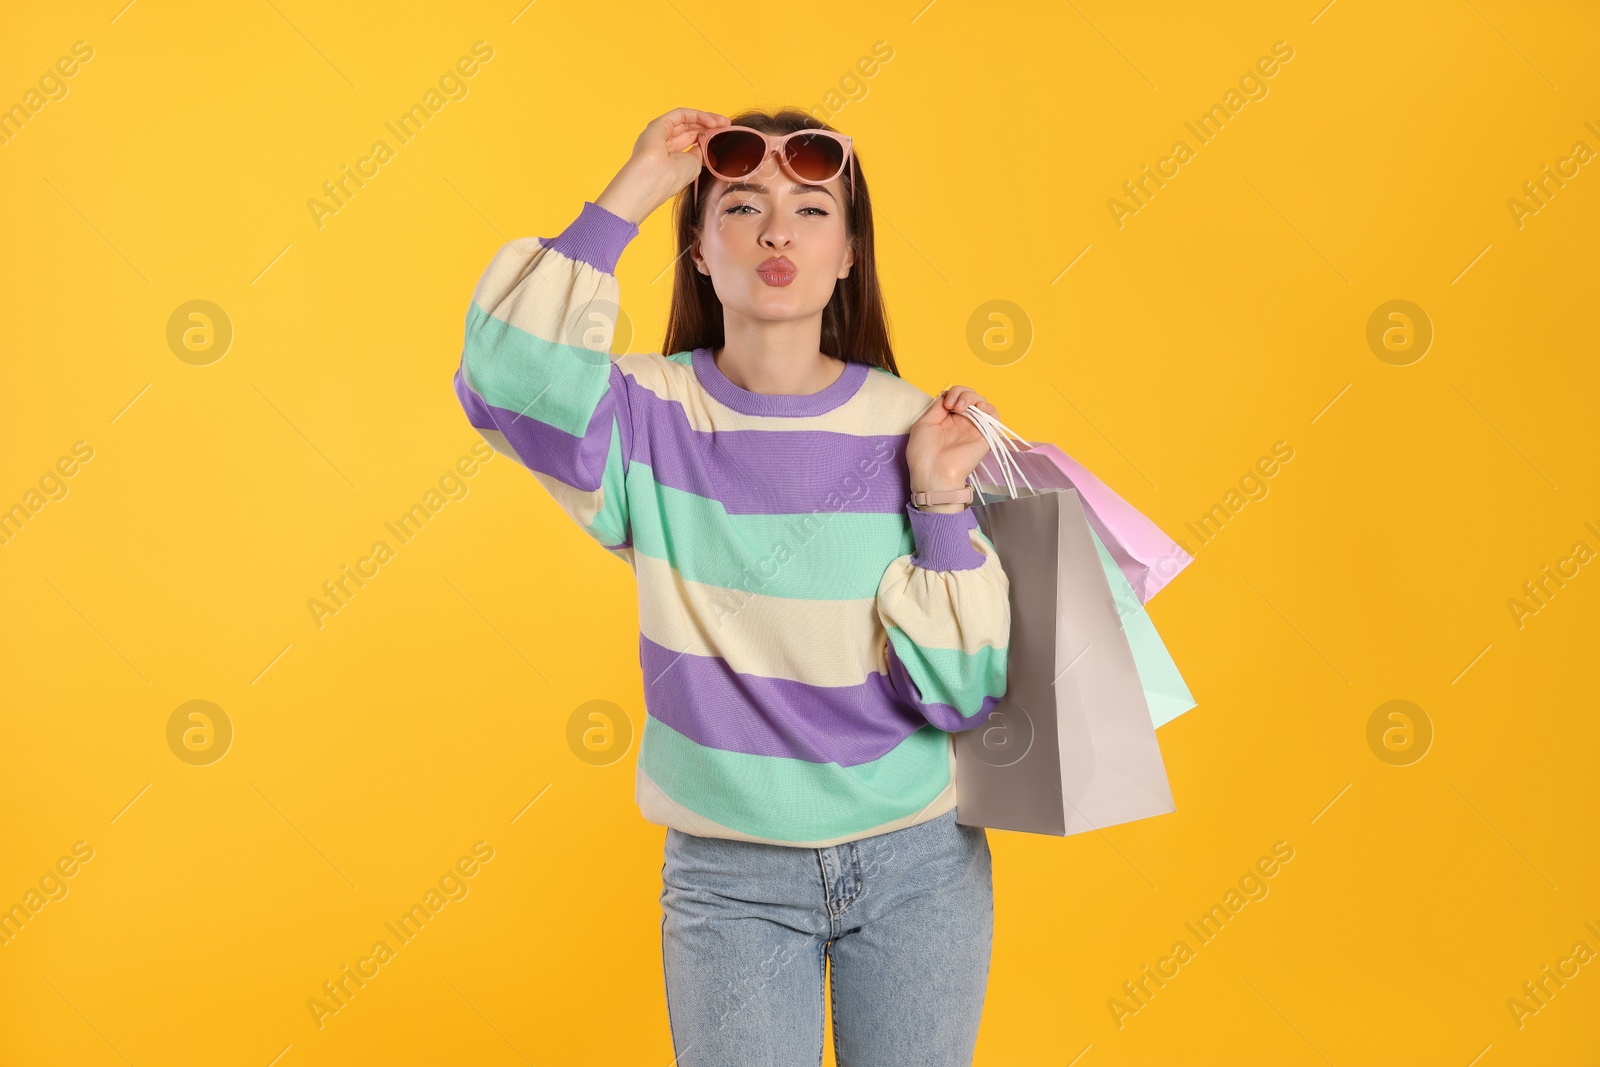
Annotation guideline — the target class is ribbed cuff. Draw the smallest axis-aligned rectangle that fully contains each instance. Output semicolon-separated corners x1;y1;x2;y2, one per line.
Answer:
540;200;640;275
906;501;987;572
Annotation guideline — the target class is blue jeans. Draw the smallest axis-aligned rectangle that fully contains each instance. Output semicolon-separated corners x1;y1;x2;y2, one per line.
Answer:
659;806;994;1066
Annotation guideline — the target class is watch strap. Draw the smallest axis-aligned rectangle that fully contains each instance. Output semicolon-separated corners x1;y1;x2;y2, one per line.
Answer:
910;485;975;509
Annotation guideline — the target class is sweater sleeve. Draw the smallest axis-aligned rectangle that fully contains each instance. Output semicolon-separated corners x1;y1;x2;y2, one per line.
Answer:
874;502;1011;732
452;201;641;563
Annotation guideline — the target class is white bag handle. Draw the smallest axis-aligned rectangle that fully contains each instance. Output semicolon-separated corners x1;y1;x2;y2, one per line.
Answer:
960;407;1021;497
959;404;1036;501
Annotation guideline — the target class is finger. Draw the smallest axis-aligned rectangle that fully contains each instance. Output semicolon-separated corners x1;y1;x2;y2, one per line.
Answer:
656;107;718;127
674;110;730;134
665;128;702;152
944;386;979;411
653;110;725;148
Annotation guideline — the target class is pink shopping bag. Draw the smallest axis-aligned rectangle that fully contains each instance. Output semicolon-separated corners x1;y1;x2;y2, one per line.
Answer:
974;442;1191;603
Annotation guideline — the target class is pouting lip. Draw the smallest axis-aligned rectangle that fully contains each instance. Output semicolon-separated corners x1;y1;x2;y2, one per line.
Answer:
756;256;796;274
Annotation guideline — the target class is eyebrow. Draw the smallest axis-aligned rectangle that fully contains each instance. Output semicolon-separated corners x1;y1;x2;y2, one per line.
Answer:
718;181;836;202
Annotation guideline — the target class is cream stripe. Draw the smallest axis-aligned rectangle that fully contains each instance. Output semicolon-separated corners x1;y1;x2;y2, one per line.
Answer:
472;239;622;350
636;550;887;687
634;546;1008;687
876;550;1011;650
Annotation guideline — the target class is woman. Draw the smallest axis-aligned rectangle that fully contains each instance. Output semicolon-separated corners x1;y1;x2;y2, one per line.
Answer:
452;106;1011;1066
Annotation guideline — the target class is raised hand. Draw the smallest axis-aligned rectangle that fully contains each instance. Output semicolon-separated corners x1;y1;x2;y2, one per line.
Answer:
595;107;730;225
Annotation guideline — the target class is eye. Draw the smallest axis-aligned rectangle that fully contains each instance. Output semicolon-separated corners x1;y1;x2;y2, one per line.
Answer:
799;206;829;217
724;202;757;215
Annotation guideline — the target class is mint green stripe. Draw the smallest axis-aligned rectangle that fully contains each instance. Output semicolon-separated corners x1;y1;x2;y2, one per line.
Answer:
640;715;952;841
581;417;630;548
883;628;1007;717
462;301;612;439
624;461;914;600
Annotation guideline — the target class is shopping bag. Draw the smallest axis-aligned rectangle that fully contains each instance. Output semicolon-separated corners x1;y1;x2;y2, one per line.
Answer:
950;408;1177;837
1087;522;1197;730
967;408;1198;730
974;440;1192;603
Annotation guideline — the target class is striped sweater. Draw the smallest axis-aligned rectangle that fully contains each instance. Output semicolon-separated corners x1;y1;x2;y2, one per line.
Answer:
452;200;1011;847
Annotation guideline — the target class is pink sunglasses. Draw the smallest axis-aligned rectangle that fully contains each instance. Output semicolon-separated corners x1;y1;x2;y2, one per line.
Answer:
692;125;856;205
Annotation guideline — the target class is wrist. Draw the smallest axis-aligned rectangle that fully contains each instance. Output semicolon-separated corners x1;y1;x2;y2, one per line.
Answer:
595;162;676;226
908;469;968;495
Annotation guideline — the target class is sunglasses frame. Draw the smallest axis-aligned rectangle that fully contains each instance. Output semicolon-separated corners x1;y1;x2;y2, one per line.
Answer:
692;125;855;207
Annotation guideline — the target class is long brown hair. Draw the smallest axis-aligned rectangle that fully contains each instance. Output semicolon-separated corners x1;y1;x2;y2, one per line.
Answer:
660;108;900;377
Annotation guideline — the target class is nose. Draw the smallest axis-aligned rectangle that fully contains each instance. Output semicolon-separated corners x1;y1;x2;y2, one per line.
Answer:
753;156;794;250
759;222;792;250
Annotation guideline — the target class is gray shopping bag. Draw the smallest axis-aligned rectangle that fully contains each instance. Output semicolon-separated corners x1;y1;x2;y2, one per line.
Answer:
953;486;1177;836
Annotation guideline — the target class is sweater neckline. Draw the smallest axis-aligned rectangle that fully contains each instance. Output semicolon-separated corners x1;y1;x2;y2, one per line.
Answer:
692;347;869;417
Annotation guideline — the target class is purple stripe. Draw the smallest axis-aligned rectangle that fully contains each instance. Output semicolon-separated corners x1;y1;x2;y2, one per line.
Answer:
906;503;987;571
453;363;633;492
885;642;1003;734
692;347;871;417
640;633;987;765
628;381;912;515
539;200;639;275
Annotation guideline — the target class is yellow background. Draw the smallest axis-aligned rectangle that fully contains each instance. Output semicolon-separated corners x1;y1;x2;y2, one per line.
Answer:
3;0;1597;1063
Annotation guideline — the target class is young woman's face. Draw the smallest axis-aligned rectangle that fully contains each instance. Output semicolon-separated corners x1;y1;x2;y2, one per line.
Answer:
692;151;854;325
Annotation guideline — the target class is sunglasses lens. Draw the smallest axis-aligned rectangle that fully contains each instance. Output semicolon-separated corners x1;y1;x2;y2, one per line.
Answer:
705;130;767;178
784;133;846;182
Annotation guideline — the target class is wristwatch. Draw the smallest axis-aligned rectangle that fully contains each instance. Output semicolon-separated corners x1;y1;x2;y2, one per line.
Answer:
909;485;975;510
